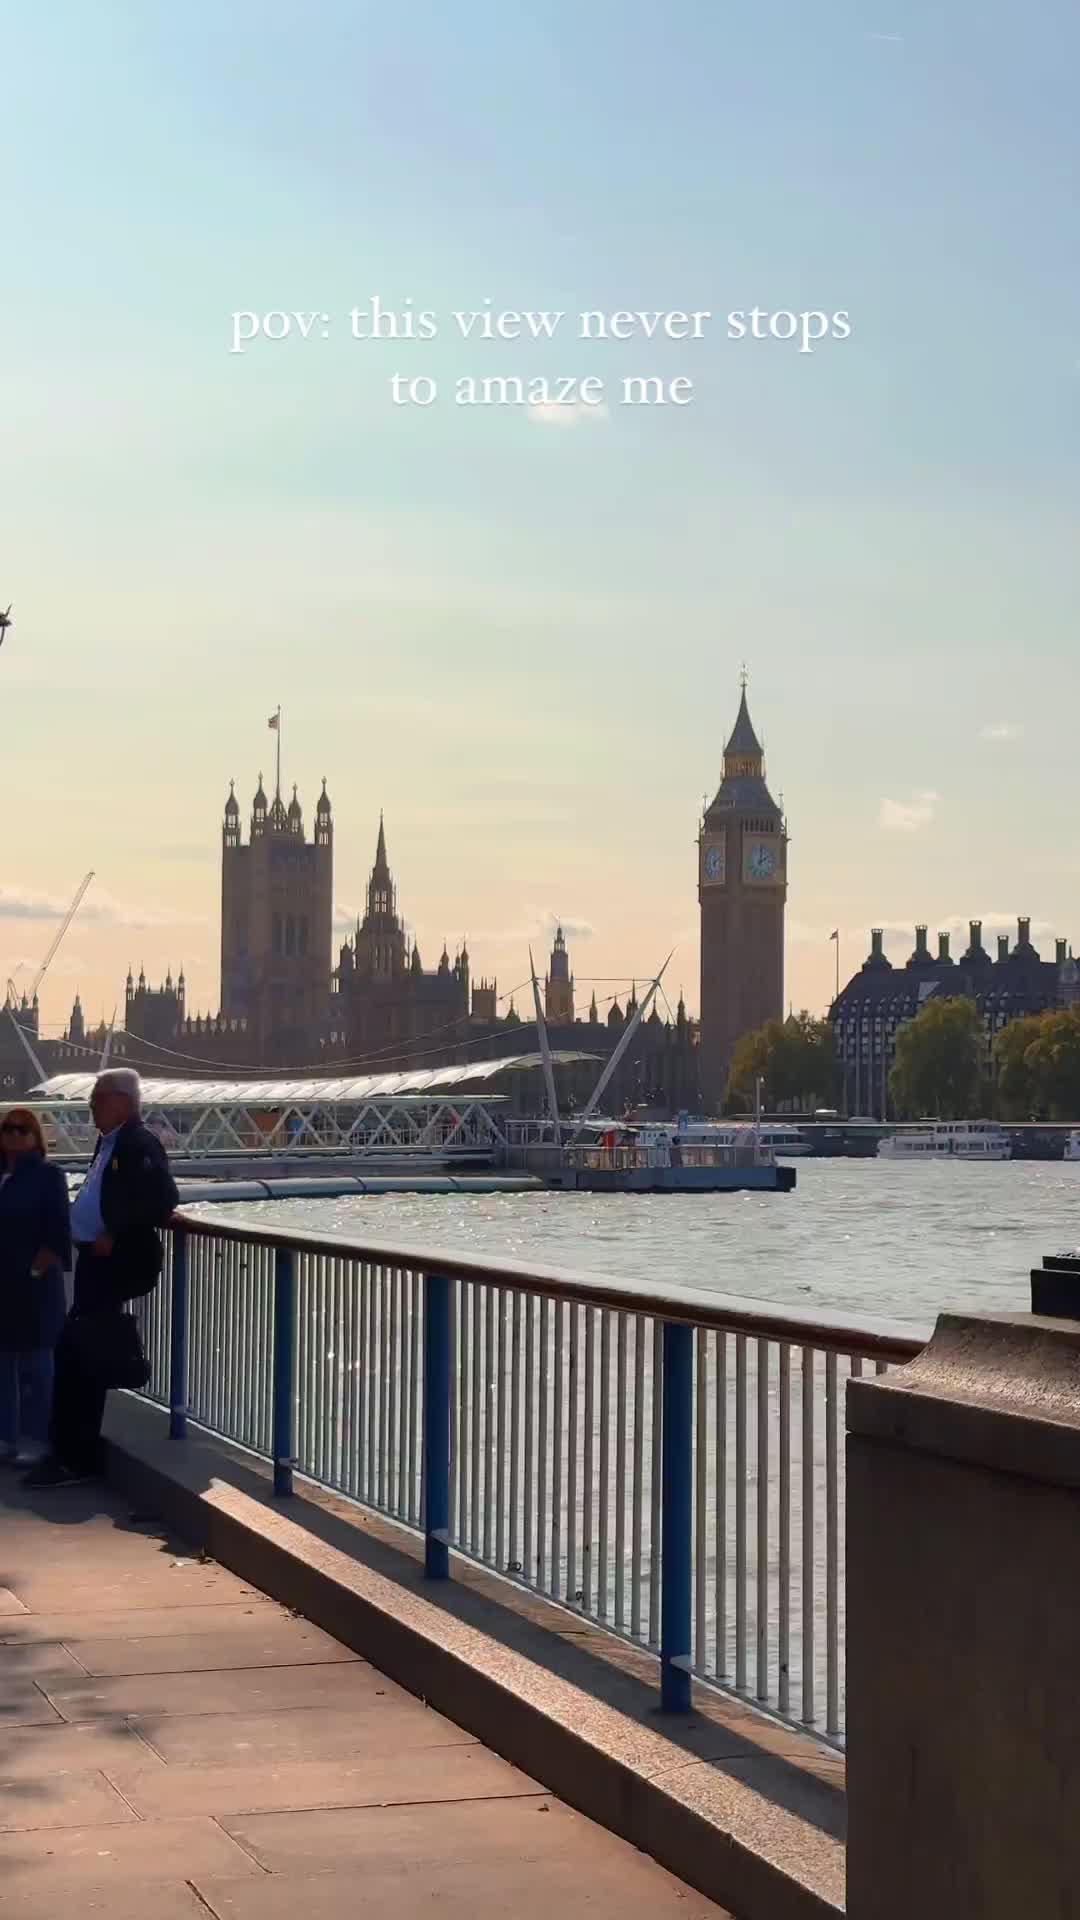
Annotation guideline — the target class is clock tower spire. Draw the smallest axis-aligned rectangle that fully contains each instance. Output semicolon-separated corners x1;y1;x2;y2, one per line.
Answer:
698;678;787;1111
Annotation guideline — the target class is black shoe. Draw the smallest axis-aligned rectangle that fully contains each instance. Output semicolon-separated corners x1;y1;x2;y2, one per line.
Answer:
22;1457;98;1489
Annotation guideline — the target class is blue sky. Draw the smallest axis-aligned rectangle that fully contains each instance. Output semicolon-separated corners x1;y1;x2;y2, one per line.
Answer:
2;0;1077;1032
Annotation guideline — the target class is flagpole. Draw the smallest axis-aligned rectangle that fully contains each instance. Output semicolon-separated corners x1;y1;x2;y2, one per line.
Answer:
275;705;281;799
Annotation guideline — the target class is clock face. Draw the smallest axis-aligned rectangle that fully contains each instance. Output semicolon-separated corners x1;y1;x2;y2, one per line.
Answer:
704;844;724;881
749;843;777;880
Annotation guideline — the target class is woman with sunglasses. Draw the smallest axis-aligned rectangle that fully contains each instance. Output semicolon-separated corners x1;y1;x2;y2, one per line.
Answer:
0;1108;71;1465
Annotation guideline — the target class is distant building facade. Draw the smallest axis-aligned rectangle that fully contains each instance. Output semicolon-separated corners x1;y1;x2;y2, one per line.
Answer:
698;684;787;1110
220;774;334;1063
832;919;1079;1118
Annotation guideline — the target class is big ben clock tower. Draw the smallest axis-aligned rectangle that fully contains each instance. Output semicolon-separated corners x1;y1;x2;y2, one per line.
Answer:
698;678;787;1110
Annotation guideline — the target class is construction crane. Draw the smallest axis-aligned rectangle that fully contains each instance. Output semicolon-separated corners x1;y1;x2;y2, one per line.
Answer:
5;870;95;1084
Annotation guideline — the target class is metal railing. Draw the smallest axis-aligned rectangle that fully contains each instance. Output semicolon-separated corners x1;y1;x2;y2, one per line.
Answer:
136;1211;927;1741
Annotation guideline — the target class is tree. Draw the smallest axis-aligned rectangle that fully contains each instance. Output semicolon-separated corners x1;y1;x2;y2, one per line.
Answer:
1021;1008;1080;1120
993;1015;1044;1119
889;997;982;1119
726;1011;837;1113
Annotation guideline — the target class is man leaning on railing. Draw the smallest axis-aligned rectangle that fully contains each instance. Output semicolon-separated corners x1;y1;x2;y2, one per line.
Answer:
25;1068;178;1489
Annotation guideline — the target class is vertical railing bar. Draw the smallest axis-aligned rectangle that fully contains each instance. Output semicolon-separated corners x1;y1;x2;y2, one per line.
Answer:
483;1284;496;1565
778;1341;791;1716
552;1300;565;1600
522;1294;534;1583
567;1303;579;1606
365;1262;377;1508
694;1326;707;1670
409;1270;421;1524
735;1333;748;1691
756;1338;770;1703
615;1314;627;1631
509;1289;522;1574
423;1270;451;1580
826;1349;840;1737
801;1345;816;1725
495;1289;508;1571
631;1314;645;1640
537;1296;549;1589
661;1320;693;1713
470;1284;482;1557
457;1281;470;1546
582;1306;596;1614
715;1329;728;1680
169;1229;188;1441
272;1246;295;1497
649;1320;663;1648
598;1310;611;1622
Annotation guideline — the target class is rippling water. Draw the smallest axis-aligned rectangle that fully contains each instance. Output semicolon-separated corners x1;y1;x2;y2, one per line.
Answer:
203;1158;1080;1331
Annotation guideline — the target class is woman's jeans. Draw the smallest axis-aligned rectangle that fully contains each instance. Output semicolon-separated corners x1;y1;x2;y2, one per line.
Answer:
0;1348;54;1452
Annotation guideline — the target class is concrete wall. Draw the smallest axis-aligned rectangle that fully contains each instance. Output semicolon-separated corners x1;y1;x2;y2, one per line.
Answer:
846;1312;1080;1918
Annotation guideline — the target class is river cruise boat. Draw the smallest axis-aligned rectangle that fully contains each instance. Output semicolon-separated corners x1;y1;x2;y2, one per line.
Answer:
554;1121;796;1193
877;1121;1012;1161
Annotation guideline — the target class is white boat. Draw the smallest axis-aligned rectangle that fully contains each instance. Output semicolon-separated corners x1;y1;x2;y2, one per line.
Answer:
1064;1131;1080;1162
878;1121;1012;1161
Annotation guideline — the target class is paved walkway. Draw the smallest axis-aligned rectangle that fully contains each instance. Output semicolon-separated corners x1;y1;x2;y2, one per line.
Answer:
0;1479;728;1917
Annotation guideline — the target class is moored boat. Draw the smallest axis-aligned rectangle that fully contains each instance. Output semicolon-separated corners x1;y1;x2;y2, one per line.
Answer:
877;1121;1012;1161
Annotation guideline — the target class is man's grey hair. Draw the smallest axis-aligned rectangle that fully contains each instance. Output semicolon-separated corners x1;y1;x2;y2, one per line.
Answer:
94;1067;142;1112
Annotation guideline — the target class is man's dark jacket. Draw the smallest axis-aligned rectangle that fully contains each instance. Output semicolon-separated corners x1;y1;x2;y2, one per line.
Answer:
73;1119;179;1314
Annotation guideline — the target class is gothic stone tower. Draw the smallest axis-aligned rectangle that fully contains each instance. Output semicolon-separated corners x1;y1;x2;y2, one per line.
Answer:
220;771;333;1061
698;683;787;1110
544;926;575;1024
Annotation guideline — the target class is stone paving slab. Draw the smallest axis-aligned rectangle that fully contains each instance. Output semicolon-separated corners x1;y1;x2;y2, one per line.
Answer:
0;1479;732;1917
39;1656;388;1723
196;1854;724;1919
0;1768;137;1833
0;1813;260;1891
132;1699;478;1766
0;1718;164;1782
0;1642;89;1679
65;1620;359;1675
107;1747;540;1818
1;1601;280;1644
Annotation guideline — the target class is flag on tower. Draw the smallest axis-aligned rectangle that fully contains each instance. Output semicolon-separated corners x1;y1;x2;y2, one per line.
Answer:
829;929;839;941
268;711;280;730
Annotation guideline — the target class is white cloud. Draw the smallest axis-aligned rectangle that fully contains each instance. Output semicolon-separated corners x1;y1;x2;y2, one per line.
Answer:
866;30;904;41
878;791;938;832
527;400;610;429
475;906;595;946
980;722;1021;742
333;902;358;934
0;885;196;927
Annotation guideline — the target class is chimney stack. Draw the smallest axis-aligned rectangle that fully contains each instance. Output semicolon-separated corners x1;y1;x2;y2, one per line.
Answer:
938;932;951;962
1018;916;1031;948
969;920;983;953
871;928;884;959
998;935;1010;963
1057;939;1067;967
915;925;929;958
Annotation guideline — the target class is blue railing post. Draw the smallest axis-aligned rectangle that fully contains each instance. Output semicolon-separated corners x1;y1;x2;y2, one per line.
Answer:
168;1229;188;1441
423;1271;451;1579
273;1246;296;1497
661;1319;694;1712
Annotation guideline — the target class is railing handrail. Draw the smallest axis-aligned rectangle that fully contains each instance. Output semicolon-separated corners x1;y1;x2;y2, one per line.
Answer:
169;1206;928;1363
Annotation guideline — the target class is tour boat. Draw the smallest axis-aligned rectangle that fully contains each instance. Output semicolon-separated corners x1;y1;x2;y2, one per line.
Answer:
877;1121;1012;1162
1064;1131;1080;1162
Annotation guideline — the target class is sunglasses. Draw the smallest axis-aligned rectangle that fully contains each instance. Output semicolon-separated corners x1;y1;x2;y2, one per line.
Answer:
1;1123;33;1137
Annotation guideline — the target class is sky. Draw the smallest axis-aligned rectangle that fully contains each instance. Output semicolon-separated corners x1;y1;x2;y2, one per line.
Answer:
2;0;1078;1041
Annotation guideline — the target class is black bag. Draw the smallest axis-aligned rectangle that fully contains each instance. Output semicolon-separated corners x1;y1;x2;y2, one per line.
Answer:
65;1310;150;1390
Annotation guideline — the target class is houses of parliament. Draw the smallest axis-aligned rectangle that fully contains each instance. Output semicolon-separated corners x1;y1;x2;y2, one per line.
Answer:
4;691;789;1112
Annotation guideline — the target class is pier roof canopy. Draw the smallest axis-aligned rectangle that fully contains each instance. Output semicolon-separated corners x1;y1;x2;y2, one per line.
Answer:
31;1051;601;1107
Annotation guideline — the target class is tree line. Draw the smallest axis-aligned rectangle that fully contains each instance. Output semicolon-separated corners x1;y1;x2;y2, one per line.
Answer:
725;998;1080;1121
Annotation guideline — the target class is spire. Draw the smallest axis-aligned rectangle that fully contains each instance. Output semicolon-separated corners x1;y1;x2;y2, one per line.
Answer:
224;779;239;818
373;811;390;879
316;776;331;815
724;679;764;759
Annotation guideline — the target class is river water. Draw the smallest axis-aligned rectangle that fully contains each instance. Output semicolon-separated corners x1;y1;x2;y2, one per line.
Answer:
204;1158;1080;1332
